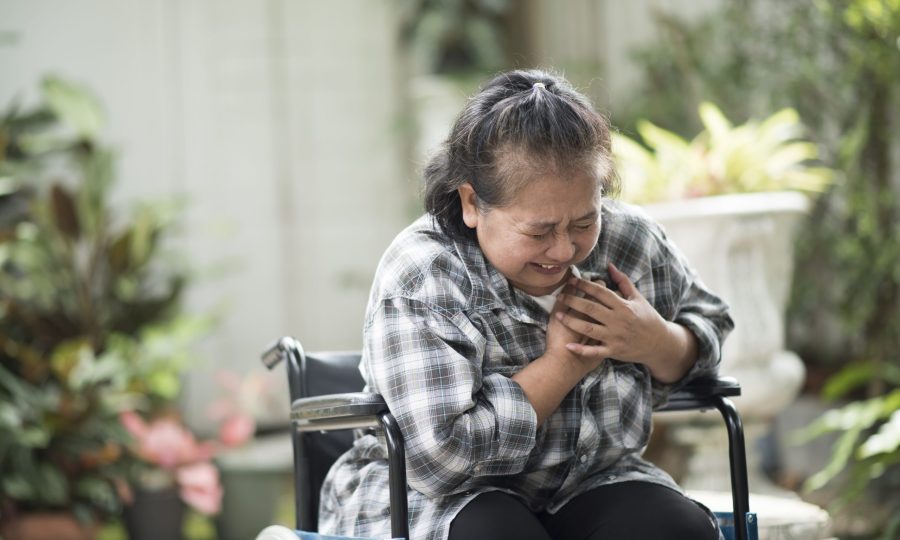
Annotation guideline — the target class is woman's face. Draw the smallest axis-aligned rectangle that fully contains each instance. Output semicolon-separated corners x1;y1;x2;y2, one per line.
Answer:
459;167;602;297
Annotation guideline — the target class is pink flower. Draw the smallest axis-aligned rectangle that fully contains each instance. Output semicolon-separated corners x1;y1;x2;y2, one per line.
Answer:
176;462;223;515
121;414;215;470
218;413;255;448
119;412;224;515
120;411;148;439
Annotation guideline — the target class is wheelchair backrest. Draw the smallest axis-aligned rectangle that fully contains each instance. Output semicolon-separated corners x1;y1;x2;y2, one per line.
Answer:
296;351;365;531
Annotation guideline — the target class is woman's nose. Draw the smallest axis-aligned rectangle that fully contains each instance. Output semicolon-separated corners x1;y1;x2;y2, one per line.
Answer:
546;232;576;262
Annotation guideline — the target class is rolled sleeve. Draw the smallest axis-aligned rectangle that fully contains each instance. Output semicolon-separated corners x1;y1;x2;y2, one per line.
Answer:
364;297;537;497
675;310;727;378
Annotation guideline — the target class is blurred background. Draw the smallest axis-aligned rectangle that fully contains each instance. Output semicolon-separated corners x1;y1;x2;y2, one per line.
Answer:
1;1;897;539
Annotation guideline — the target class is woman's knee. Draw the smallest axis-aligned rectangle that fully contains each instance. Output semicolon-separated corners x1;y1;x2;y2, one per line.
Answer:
659;503;721;540
545;482;720;540
448;491;551;540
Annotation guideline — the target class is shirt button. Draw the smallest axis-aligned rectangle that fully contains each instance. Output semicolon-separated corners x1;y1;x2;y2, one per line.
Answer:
579;454;587;463
607;474;617;481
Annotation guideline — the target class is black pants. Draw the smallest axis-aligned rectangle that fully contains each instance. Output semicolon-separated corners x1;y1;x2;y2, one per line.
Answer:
447;481;720;540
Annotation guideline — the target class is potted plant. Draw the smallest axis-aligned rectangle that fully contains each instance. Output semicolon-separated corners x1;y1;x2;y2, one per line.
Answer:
118;411;224;540
0;77;207;539
613;103;833;509
207;370;286;540
613;102;833;411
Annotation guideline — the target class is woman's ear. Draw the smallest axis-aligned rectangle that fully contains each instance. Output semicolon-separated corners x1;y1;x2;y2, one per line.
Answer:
458;183;479;229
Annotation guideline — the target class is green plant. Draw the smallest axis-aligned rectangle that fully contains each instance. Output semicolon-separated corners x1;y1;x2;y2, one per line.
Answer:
616;0;900;535
0;77;207;525
612;101;833;204
793;377;900;536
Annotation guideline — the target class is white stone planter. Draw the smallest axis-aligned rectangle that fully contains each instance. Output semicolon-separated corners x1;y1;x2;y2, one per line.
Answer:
644;191;810;420
643;192;832;539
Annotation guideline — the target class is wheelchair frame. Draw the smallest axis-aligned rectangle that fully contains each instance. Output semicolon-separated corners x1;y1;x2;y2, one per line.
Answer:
263;336;754;540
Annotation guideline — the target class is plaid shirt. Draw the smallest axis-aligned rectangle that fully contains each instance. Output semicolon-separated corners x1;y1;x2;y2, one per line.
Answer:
319;200;733;540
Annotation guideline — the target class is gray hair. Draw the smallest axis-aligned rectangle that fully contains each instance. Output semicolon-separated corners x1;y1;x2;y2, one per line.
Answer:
424;69;619;241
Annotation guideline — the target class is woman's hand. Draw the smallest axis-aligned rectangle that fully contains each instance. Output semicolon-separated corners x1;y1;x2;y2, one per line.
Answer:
545;283;604;377
555;263;698;383
511;281;607;425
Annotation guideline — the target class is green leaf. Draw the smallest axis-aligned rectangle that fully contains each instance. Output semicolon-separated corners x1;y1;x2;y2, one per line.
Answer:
41;76;104;139
37;463;69;505
803;424;863;491
793;396;884;443
146;370;180;400
758;108;802;144
75;477;121;514
636;120;690;153
77;149;115;236
51;339;93;383
823;362;877;399
0;176;21;197
3;473;39;501
859;410;900;458
698;102;731;139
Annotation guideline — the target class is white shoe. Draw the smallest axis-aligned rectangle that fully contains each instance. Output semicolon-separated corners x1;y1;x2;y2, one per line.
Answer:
255;525;300;540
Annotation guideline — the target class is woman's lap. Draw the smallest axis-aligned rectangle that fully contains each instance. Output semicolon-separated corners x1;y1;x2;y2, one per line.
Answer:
448;482;719;540
447;491;551;540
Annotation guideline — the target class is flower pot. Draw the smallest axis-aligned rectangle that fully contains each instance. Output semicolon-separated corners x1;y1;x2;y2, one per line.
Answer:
215;435;294;540
123;487;186;540
0;512;99;540
645;191;810;418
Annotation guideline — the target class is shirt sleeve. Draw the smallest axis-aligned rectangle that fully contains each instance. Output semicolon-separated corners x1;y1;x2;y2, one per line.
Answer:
640;225;735;406
362;296;538;498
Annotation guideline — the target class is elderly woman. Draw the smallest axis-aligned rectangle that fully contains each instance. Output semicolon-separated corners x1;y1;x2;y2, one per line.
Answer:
318;69;733;540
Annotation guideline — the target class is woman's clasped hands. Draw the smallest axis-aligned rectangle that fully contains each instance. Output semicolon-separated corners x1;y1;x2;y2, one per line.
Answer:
553;262;673;371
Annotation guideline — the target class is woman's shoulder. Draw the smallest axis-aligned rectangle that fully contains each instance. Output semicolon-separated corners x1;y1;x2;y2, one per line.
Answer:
582;199;674;280
600;199;669;248
372;215;476;305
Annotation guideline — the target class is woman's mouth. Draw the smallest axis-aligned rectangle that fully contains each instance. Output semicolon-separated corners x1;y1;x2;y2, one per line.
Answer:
530;262;566;275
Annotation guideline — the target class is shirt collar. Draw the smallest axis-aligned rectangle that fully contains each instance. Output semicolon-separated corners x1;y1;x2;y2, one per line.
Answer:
451;233;551;327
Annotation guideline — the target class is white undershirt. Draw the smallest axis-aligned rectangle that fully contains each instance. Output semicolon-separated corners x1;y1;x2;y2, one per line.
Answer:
525;266;582;313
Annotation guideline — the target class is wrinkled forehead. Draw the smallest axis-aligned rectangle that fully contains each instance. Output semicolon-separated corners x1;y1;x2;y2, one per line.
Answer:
492;144;610;201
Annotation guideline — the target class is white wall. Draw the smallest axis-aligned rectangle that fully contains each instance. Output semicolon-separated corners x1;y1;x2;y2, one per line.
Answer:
0;0;414;429
1;0;722;429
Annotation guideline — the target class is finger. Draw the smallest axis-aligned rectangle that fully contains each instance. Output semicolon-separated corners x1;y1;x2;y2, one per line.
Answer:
565;342;611;359
558;293;615;323
556;310;605;342
568;277;624;308
550;283;581;315
608;262;639;299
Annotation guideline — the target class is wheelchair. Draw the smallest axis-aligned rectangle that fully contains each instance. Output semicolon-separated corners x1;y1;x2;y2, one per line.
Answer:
255;336;758;540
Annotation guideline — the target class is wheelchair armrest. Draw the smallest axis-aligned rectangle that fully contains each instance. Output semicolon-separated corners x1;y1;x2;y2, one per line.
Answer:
291;392;390;431
656;375;741;412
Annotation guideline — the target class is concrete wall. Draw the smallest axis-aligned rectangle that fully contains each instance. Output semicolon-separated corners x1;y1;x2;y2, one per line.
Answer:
0;0;414;428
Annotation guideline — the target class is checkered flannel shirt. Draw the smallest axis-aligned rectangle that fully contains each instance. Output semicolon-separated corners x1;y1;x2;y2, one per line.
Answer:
318;200;734;540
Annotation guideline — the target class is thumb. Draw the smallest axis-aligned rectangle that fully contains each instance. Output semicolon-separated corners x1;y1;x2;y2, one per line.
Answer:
608;262;638;299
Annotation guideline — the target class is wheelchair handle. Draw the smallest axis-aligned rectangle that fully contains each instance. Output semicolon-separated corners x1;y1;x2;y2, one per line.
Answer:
260;336;308;403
